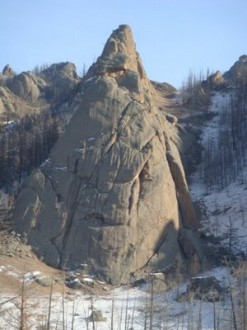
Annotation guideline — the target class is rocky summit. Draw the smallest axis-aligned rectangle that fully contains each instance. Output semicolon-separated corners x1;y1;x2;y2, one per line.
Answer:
0;61;79;123
13;25;200;284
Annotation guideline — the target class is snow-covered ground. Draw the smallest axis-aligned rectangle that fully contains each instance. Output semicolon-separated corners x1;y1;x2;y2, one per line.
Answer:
0;266;235;329
190;91;247;254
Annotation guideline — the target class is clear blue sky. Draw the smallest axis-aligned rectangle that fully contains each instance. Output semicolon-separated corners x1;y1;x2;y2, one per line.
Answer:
1;0;246;88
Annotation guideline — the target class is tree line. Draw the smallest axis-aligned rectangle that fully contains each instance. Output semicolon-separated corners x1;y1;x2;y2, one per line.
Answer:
0;111;59;191
181;68;247;190
181;69;212;108
202;80;247;190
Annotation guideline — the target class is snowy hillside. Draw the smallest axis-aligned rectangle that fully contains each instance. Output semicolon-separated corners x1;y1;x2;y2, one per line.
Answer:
190;91;247;255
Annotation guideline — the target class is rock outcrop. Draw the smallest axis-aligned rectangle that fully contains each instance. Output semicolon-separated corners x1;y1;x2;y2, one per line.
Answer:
6;72;46;102
0;62;79;123
223;54;247;85
200;55;247;93
39;62;79;102
13;25;199;284
4;62;79;104
202;70;226;90
2;64;15;76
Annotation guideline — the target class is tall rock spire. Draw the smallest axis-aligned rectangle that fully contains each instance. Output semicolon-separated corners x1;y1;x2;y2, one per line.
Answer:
85;24;155;106
13;25;199;284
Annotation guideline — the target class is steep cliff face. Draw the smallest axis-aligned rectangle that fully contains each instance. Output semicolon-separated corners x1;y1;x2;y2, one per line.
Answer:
13;25;199;284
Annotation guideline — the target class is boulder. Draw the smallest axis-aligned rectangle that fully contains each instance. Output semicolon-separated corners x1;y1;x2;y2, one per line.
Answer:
13;25;199;284
186;276;224;302
34;274;53;287
89;309;107;322
65;276;83;289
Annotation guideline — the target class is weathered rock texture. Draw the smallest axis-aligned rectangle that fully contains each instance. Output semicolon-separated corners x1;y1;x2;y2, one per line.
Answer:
13;25;199;284
0;62;79;123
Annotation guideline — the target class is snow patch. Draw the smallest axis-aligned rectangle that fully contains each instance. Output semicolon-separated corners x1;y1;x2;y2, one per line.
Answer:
190;91;247;252
40;158;51;168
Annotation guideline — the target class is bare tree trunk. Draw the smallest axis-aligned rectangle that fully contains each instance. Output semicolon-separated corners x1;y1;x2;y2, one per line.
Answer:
47;278;53;330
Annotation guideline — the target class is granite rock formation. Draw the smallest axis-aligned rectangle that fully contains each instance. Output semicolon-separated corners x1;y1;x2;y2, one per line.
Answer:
0;62;79;123
13;25;199;284
203;70;226;90
202;55;247;92
2;64;15;76
223;54;247;84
